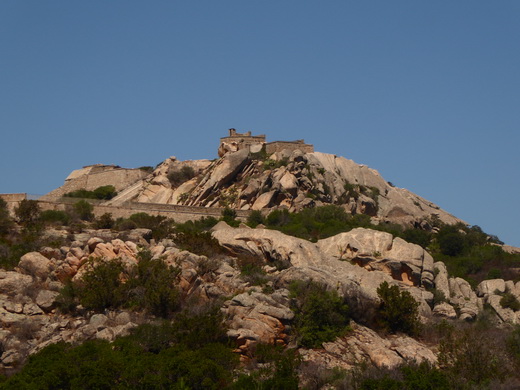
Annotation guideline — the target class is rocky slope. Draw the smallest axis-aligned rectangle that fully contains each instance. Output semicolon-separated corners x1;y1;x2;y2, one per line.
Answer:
2;220;519;375
130;148;462;228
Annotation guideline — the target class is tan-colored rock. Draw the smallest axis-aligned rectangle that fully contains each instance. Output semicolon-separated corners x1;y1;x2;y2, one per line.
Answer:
301;322;436;371
35;290;59;312
476;279;506;297
213;225;431;323
18;252;52;279
433;302;457;319
0;271;33;294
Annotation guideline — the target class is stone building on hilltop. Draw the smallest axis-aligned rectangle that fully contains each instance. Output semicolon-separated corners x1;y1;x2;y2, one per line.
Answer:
218;128;314;157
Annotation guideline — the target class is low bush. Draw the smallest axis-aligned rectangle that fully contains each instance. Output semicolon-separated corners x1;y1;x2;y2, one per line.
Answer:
64;185;117;200
168;166;196;186
93;213;114;229
57;250;180;317
39;210;71;226
501;293;520;311
173;231;227;258
14;199;40;226
376;281;421;336
289;280;350;348
71;200;94;221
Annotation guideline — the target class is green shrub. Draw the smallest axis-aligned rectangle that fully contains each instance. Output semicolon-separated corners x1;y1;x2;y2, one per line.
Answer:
376;281;421;335
289;280;350;348
0;199;14;236
221;207;239;227
93;213;114;229
14;199;40;226
72;200;94;221
168;166;196;186
501;293;520;311
175;217;218;234
58;251;180;317
173;231;226;258
39;210;71;226
73;258;126;311
64;185;117;200
127;213;174;240
246;210;264;227
125;250;180;318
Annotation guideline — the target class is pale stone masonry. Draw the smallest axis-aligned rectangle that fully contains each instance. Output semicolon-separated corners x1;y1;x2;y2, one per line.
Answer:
218;128;314;157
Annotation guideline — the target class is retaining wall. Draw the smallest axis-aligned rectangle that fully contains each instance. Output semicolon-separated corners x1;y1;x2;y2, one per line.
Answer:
0;193;27;214
37;199;251;223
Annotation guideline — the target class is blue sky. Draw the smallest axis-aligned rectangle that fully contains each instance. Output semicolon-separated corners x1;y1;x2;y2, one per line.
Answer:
1;1;519;247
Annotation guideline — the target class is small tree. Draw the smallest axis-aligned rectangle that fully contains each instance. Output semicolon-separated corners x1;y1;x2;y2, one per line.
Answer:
289;280;350;348
377;281;421;335
14;199;40;226
0;198;14;236
72;200;94;221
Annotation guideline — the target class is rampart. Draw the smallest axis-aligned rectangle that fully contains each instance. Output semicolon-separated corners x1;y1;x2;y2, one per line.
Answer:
219;129;314;156
266;140;314;154
0;193;27;214
40;165;149;200
37;198;251;223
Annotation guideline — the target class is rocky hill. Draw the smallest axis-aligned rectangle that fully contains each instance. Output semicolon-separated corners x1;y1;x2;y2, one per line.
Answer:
2;140;520;387
67;147;463;230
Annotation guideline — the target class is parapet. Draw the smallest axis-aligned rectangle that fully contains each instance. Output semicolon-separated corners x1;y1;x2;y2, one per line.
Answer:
218;129;313;156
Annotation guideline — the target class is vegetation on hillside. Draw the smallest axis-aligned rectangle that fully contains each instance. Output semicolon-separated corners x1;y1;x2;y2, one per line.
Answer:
64;185;118;200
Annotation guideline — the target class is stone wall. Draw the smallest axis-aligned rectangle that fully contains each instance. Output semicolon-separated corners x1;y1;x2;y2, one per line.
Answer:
40;167;149;200
266;140;314;154
0;193;27;215
37;199;251;223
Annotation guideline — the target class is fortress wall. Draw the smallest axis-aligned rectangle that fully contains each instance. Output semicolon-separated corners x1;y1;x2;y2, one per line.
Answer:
40;169;148;200
83;169;148;192
37;199;251;223
0;193;27;215
266;141;314;154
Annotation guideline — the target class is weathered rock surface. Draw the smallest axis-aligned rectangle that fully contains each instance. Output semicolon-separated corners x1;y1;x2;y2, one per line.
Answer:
300;322;437;371
18;252;52;279
212;224;432;323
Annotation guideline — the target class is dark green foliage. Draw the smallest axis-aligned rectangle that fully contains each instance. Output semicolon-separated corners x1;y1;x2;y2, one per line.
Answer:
72;200;94;221
233;344;300;389
355;363;451;390
1;310;238;390
73;258;126;311
501;292;520;311
175;217;218;234
236;253;269;286
289;280;350;348
93;212;114;229
221;207;239;227
0;199;14;237
57;251;180;317
14;199;40;226
174;230;227;258
127;212;174;239
246;210;264;227
376;281;421;335
39;209;71;226
168;166;196;186
263;158;288;170
264;205;375;242
249;147;267;161
138;166;154;173
125;250;180;317
402;228;431;249
438;232;465;256
64;185;117;200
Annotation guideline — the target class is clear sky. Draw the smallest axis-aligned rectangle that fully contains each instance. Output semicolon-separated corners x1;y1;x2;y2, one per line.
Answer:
1;1;519;247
